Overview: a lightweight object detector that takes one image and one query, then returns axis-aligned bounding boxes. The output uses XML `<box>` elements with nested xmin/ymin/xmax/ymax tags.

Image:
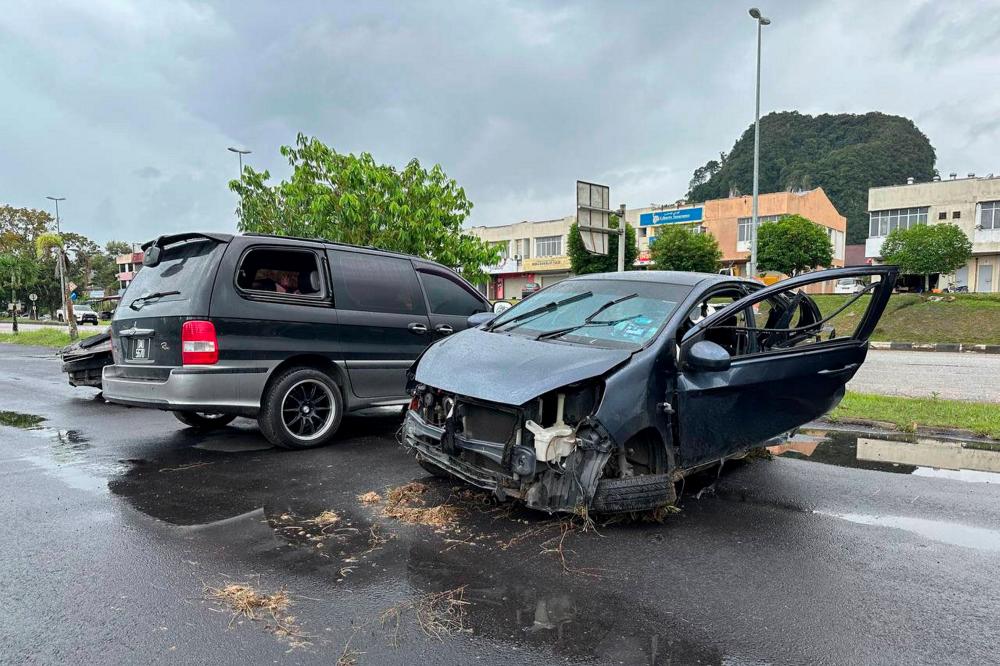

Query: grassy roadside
<box><xmin>0</xmin><ymin>328</ymin><xmax>102</xmax><ymax>348</ymax></box>
<box><xmin>828</xmin><ymin>392</ymin><xmax>1000</xmax><ymax>439</ymax></box>
<box><xmin>811</xmin><ymin>293</ymin><xmax>1000</xmax><ymax>345</ymax></box>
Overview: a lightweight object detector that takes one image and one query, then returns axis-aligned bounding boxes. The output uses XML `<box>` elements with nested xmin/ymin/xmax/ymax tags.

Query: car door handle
<box><xmin>817</xmin><ymin>363</ymin><xmax>859</xmax><ymax>376</ymax></box>
<box><xmin>435</xmin><ymin>324</ymin><xmax>454</xmax><ymax>335</ymax></box>
<box><xmin>408</xmin><ymin>323</ymin><xmax>428</xmax><ymax>335</ymax></box>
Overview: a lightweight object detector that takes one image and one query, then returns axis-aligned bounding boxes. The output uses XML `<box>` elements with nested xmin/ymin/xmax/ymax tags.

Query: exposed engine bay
<box><xmin>402</xmin><ymin>381</ymin><xmax>623</xmax><ymax>513</ymax></box>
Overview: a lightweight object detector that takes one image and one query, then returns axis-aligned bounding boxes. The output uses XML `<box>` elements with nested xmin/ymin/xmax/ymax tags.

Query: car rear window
<box><xmin>122</xmin><ymin>240</ymin><xmax>224</xmax><ymax>311</ymax></box>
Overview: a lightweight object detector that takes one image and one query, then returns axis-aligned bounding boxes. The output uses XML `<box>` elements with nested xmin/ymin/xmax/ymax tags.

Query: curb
<box><xmin>869</xmin><ymin>341</ymin><xmax>1000</xmax><ymax>354</ymax></box>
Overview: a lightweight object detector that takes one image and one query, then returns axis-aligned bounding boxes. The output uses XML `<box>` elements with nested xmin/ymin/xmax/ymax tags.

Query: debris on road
<box><xmin>379</xmin><ymin>482</ymin><xmax>464</xmax><ymax>529</ymax></box>
<box><xmin>357</xmin><ymin>491</ymin><xmax>382</xmax><ymax>505</ymax></box>
<box><xmin>204</xmin><ymin>581</ymin><xmax>309</xmax><ymax>646</ymax></box>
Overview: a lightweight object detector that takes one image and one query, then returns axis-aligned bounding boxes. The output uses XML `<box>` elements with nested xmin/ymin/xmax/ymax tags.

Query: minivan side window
<box><xmin>236</xmin><ymin>247</ymin><xmax>325</xmax><ymax>299</ymax></box>
<box><xmin>417</xmin><ymin>270</ymin><xmax>488</xmax><ymax>316</ymax></box>
<box><xmin>329</xmin><ymin>251</ymin><xmax>426</xmax><ymax>315</ymax></box>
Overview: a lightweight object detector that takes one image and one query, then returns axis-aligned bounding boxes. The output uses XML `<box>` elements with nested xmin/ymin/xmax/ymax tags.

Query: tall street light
<box><xmin>46</xmin><ymin>196</ymin><xmax>68</xmax><ymax>320</ymax></box>
<box><xmin>748</xmin><ymin>7</ymin><xmax>770</xmax><ymax>278</ymax></box>
<box><xmin>228</xmin><ymin>147</ymin><xmax>251</xmax><ymax>225</ymax></box>
<box><xmin>227</xmin><ymin>146</ymin><xmax>251</xmax><ymax>178</ymax></box>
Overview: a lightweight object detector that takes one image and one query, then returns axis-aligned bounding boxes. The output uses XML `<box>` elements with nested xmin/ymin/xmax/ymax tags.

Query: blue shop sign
<box><xmin>639</xmin><ymin>207</ymin><xmax>703</xmax><ymax>227</ymax></box>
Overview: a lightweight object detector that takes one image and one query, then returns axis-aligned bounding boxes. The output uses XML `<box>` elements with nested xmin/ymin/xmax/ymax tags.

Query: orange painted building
<box><xmin>631</xmin><ymin>188</ymin><xmax>847</xmax><ymax>276</ymax></box>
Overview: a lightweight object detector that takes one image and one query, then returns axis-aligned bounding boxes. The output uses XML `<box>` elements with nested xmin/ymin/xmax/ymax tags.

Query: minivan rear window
<box><xmin>123</xmin><ymin>240</ymin><xmax>223</xmax><ymax>310</ymax></box>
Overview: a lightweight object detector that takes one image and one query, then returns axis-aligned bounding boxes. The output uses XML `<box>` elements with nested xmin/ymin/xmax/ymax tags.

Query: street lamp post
<box><xmin>46</xmin><ymin>196</ymin><xmax>67</xmax><ymax>320</ymax></box>
<box><xmin>227</xmin><ymin>147</ymin><xmax>251</xmax><ymax>224</ymax></box>
<box><xmin>227</xmin><ymin>147</ymin><xmax>251</xmax><ymax>179</ymax></box>
<box><xmin>748</xmin><ymin>7</ymin><xmax>770</xmax><ymax>278</ymax></box>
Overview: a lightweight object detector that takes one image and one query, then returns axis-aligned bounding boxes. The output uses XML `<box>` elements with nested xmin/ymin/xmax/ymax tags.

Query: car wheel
<box><xmin>258</xmin><ymin>367</ymin><xmax>343</xmax><ymax>449</ymax></box>
<box><xmin>173</xmin><ymin>411</ymin><xmax>237</xmax><ymax>429</ymax></box>
<box><xmin>417</xmin><ymin>456</ymin><xmax>455</xmax><ymax>480</ymax></box>
<box><xmin>590</xmin><ymin>473</ymin><xmax>675</xmax><ymax>514</ymax></box>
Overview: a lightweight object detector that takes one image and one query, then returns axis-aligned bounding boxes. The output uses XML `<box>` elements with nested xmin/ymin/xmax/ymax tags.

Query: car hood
<box><xmin>414</xmin><ymin>327</ymin><xmax>632</xmax><ymax>405</ymax></box>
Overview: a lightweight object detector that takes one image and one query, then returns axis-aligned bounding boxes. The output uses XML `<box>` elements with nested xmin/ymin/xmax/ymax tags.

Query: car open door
<box><xmin>673</xmin><ymin>266</ymin><xmax>899</xmax><ymax>467</ymax></box>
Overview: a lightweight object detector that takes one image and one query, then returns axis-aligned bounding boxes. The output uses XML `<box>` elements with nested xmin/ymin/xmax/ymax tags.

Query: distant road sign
<box><xmin>28</xmin><ymin>293</ymin><xmax>37</xmax><ymax>302</ymax></box>
<box><xmin>576</xmin><ymin>181</ymin><xmax>611</xmax><ymax>255</ymax></box>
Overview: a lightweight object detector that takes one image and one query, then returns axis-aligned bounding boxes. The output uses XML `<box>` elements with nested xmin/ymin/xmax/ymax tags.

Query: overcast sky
<box><xmin>2</xmin><ymin>0</ymin><xmax>998</xmax><ymax>244</ymax></box>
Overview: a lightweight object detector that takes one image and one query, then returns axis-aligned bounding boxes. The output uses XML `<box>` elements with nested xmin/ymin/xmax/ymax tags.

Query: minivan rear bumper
<box><xmin>102</xmin><ymin>364</ymin><xmax>268</xmax><ymax>415</ymax></box>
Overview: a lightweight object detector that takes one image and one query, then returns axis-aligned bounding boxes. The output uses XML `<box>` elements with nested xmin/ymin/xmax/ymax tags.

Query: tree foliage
<box><xmin>880</xmin><ymin>223</ymin><xmax>972</xmax><ymax>290</ymax></box>
<box><xmin>0</xmin><ymin>203</ymin><xmax>128</xmax><ymax>314</ymax></box>
<box><xmin>648</xmin><ymin>226</ymin><xmax>722</xmax><ymax>273</ymax></box>
<box><xmin>229</xmin><ymin>134</ymin><xmax>500</xmax><ymax>284</ymax></box>
<box><xmin>567</xmin><ymin>216</ymin><xmax>637</xmax><ymax>274</ymax></box>
<box><xmin>687</xmin><ymin>111</ymin><xmax>936</xmax><ymax>244</ymax></box>
<box><xmin>36</xmin><ymin>233</ymin><xmax>78</xmax><ymax>339</ymax></box>
<box><xmin>756</xmin><ymin>214</ymin><xmax>834</xmax><ymax>276</ymax></box>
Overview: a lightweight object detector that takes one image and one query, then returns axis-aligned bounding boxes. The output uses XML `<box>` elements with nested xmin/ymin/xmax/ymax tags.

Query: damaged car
<box><xmin>402</xmin><ymin>266</ymin><xmax>899</xmax><ymax>514</ymax></box>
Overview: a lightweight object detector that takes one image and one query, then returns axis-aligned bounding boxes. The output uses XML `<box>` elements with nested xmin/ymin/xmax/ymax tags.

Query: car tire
<box><xmin>258</xmin><ymin>367</ymin><xmax>343</xmax><ymax>449</ymax></box>
<box><xmin>173</xmin><ymin>411</ymin><xmax>237</xmax><ymax>429</ymax></box>
<box><xmin>417</xmin><ymin>456</ymin><xmax>455</xmax><ymax>480</ymax></box>
<box><xmin>591</xmin><ymin>473</ymin><xmax>675</xmax><ymax>514</ymax></box>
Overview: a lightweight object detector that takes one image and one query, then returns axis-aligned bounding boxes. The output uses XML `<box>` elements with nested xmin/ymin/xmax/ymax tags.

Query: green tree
<box><xmin>105</xmin><ymin>240</ymin><xmax>133</xmax><ymax>257</ymax></box>
<box><xmin>880</xmin><ymin>223</ymin><xmax>972</xmax><ymax>291</ymax></box>
<box><xmin>648</xmin><ymin>226</ymin><xmax>722</xmax><ymax>273</ymax></box>
<box><xmin>36</xmin><ymin>233</ymin><xmax>78</xmax><ymax>340</ymax></box>
<box><xmin>687</xmin><ymin>111</ymin><xmax>936</xmax><ymax>243</ymax></box>
<box><xmin>0</xmin><ymin>205</ymin><xmax>53</xmax><ymax>251</ymax></box>
<box><xmin>229</xmin><ymin>134</ymin><xmax>500</xmax><ymax>284</ymax></box>
<box><xmin>756</xmin><ymin>214</ymin><xmax>834</xmax><ymax>276</ymax></box>
<box><xmin>567</xmin><ymin>215</ymin><xmax>637</xmax><ymax>274</ymax></box>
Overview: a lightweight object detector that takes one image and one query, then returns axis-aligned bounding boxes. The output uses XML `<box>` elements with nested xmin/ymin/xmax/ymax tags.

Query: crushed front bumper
<box><xmin>401</xmin><ymin>409</ymin><xmax>614</xmax><ymax>514</ymax></box>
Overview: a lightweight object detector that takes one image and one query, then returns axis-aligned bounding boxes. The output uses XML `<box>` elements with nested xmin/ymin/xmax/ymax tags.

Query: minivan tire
<box><xmin>591</xmin><ymin>473</ymin><xmax>675</xmax><ymax>514</ymax></box>
<box><xmin>259</xmin><ymin>367</ymin><xmax>344</xmax><ymax>449</ymax></box>
<box><xmin>173</xmin><ymin>411</ymin><xmax>237</xmax><ymax>429</ymax></box>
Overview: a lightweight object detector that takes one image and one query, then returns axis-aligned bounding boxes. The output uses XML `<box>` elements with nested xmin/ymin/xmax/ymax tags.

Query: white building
<box><xmin>867</xmin><ymin>174</ymin><xmax>1000</xmax><ymax>292</ymax></box>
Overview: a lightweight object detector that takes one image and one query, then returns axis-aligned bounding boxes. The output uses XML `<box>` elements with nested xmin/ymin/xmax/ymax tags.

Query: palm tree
<box><xmin>36</xmin><ymin>233</ymin><xmax>78</xmax><ymax>340</ymax></box>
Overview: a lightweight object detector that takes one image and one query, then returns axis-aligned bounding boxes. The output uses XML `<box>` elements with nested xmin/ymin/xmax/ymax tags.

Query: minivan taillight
<box><xmin>181</xmin><ymin>320</ymin><xmax>218</xmax><ymax>365</ymax></box>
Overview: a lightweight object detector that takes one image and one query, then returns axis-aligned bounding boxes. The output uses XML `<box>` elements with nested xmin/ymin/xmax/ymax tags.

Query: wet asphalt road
<box><xmin>2</xmin><ymin>344</ymin><xmax>999</xmax><ymax>665</ymax></box>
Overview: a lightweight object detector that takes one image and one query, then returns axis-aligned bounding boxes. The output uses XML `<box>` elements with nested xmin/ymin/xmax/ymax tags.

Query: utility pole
<box><xmin>748</xmin><ymin>7</ymin><xmax>770</xmax><ymax>278</ymax></box>
<box><xmin>616</xmin><ymin>204</ymin><xmax>626</xmax><ymax>272</ymax></box>
<box><xmin>46</xmin><ymin>196</ymin><xmax>67</xmax><ymax>320</ymax></box>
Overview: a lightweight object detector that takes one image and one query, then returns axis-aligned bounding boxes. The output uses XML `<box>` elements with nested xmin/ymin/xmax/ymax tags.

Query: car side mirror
<box><xmin>493</xmin><ymin>300</ymin><xmax>512</xmax><ymax>315</ymax></box>
<box><xmin>467</xmin><ymin>311</ymin><xmax>496</xmax><ymax>328</ymax></box>
<box><xmin>685</xmin><ymin>340</ymin><xmax>732</xmax><ymax>372</ymax></box>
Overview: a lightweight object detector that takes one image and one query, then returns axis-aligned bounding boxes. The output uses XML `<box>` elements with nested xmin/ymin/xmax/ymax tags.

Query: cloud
<box><xmin>0</xmin><ymin>0</ymin><xmax>998</xmax><ymax>244</ymax></box>
<box><xmin>133</xmin><ymin>166</ymin><xmax>162</xmax><ymax>179</ymax></box>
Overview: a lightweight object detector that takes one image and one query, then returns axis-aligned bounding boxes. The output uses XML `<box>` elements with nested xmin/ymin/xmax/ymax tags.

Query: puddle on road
<box><xmin>769</xmin><ymin>428</ymin><xmax>1000</xmax><ymax>483</ymax></box>
<box><xmin>816</xmin><ymin>512</ymin><xmax>1000</xmax><ymax>552</ymax></box>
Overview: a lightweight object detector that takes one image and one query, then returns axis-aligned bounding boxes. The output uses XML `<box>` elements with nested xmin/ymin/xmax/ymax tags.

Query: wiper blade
<box><xmin>487</xmin><ymin>291</ymin><xmax>593</xmax><ymax>333</ymax></box>
<box><xmin>129</xmin><ymin>290</ymin><xmax>180</xmax><ymax>310</ymax></box>
<box><xmin>534</xmin><ymin>293</ymin><xmax>639</xmax><ymax>341</ymax></box>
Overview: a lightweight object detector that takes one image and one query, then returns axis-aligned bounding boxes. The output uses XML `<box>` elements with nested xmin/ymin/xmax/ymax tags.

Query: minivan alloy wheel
<box><xmin>280</xmin><ymin>379</ymin><xmax>337</xmax><ymax>441</ymax></box>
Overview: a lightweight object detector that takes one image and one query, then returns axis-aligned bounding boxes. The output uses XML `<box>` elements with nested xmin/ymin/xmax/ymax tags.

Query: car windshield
<box><xmin>837</xmin><ymin>279</ymin><xmax>857</xmax><ymax>285</ymax></box>
<box><xmin>74</xmin><ymin>305</ymin><xmax>94</xmax><ymax>312</ymax></box>
<box><xmin>488</xmin><ymin>279</ymin><xmax>691</xmax><ymax>349</ymax></box>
